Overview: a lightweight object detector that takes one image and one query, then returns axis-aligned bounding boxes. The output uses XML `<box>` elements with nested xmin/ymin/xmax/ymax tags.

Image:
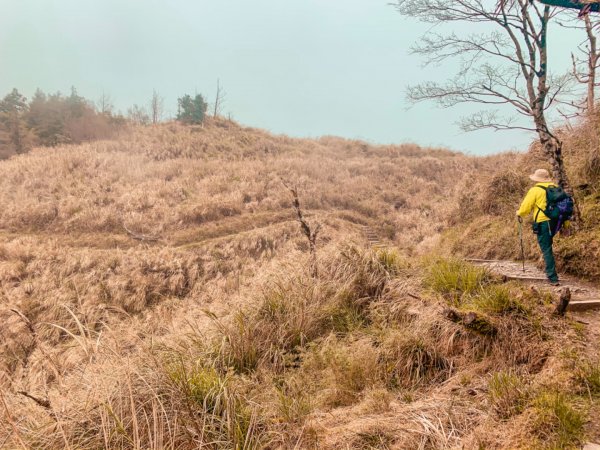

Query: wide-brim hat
<box><xmin>529</xmin><ymin>168</ymin><xmax>553</xmax><ymax>183</ymax></box>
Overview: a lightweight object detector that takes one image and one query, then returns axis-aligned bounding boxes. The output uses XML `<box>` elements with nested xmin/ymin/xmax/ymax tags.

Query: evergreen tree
<box><xmin>177</xmin><ymin>93</ymin><xmax>207</xmax><ymax>124</ymax></box>
<box><xmin>66</xmin><ymin>86</ymin><xmax>87</xmax><ymax>118</ymax></box>
<box><xmin>26</xmin><ymin>90</ymin><xmax>70</xmax><ymax>146</ymax></box>
<box><xmin>0</xmin><ymin>88</ymin><xmax>30</xmax><ymax>154</ymax></box>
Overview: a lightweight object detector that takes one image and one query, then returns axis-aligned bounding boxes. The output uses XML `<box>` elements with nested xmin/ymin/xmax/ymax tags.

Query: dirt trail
<box><xmin>469</xmin><ymin>258</ymin><xmax>600</xmax><ymax>359</ymax></box>
<box><xmin>468</xmin><ymin>259</ymin><xmax>600</xmax><ymax>303</ymax></box>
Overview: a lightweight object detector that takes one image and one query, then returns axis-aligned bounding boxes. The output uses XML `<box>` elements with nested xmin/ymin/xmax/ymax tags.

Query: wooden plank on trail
<box><xmin>567</xmin><ymin>300</ymin><xmax>600</xmax><ymax>312</ymax></box>
<box><xmin>504</xmin><ymin>275</ymin><xmax>549</xmax><ymax>281</ymax></box>
<box><xmin>464</xmin><ymin>258</ymin><xmax>505</xmax><ymax>263</ymax></box>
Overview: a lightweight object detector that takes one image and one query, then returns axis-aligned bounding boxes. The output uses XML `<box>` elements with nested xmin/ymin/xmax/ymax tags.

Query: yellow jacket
<box><xmin>517</xmin><ymin>182</ymin><xmax>556</xmax><ymax>223</ymax></box>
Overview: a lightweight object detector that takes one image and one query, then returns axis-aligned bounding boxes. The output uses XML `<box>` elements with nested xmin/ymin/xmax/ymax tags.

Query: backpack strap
<box><xmin>534</xmin><ymin>185</ymin><xmax>548</xmax><ymax>223</ymax></box>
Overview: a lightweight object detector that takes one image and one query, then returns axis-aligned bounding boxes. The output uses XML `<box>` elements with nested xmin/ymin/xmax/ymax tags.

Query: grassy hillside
<box><xmin>0</xmin><ymin>120</ymin><xmax>598</xmax><ymax>449</ymax></box>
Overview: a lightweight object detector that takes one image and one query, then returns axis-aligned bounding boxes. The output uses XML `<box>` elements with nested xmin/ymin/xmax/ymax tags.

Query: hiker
<box><xmin>516</xmin><ymin>169</ymin><xmax>562</xmax><ymax>286</ymax></box>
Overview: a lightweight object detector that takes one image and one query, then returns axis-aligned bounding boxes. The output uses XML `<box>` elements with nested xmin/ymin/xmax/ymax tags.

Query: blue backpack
<box><xmin>535</xmin><ymin>185</ymin><xmax>574</xmax><ymax>234</ymax></box>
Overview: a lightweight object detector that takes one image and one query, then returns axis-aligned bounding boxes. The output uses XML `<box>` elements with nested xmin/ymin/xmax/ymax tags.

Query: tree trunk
<box><xmin>554</xmin><ymin>287</ymin><xmax>571</xmax><ymax>316</ymax></box>
<box><xmin>536</xmin><ymin>126</ymin><xmax>582</xmax><ymax>223</ymax></box>
<box><xmin>532</xmin><ymin>111</ymin><xmax>580</xmax><ymax>198</ymax></box>
<box><xmin>534</xmin><ymin>120</ymin><xmax>567</xmax><ymax>188</ymax></box>
<box><xmin>584</xmin><ymin>15</ymin><xmax>597</xmax><ymax>114</ymax></box>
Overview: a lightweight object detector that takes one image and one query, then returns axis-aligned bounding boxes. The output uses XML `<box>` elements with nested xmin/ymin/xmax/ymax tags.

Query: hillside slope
<box><xmin>446</xmin><ymin>114</ymin><xmax>600</xmax><ymax>283</ymax></box>
<box><xmin>0</xmin><ymin>120</ymin><xmax>598</xmax><ymax>449</ymax></box>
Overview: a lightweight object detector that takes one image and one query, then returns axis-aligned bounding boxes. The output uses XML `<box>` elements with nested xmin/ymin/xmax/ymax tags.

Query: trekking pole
<box><xmin>517</xmin><ymin>216</ymin><xmax>525</xmax><ymax>272</ymax></box>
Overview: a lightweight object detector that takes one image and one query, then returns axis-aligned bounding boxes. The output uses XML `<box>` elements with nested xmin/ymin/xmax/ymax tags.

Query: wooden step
<box><xmin>465</xmin><ymin>258</ymin><xmax>505</xmax><ymax>263</ymax></box>
<box><xmin>567</xmin><ymin>300</ymin><xmax>600</xmax><ymax>312</ymax></box>
<box><xmin>504</xmin><ymin>275</ymin><xmax>548</xmax><ymax>281</ymax></box>
<box><xmin>364</xmin><ymin>226</ymin><xmax>381</xmax><ymax>247</ymax></box>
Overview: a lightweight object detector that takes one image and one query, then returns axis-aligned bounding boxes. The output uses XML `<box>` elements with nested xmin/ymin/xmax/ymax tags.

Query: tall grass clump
<box><xmin>467</xmin><ymin>284</ymin><xmax>528</xmax><ymax>316</ymax></box>
<box><xmin>208</xmin><ymin>277</ymin><xmax>333</xmax><ymax>374</ymax></box>
<box><xmin>479</xmin><ymin>169</ymin><xmax>528</xmax><ymax>216</ymax></box>
<box><xmin>332</xmin><ymin>246</ymin><xmax>407</xmax><ymax>303</ymax></box>
<box><xmin>210</xmin><ymin>246</ymin><xmax>408</xmax><ymax>375</ymax></box>
<box><xmin>424</xmin><ymin>258</ymin><xmax>491</xmax><ymax>303</ymax></box>
<box><xmin>166</xmin><ymin>359</ymin><xmax>268</xmax><ymax>449</ymax></box>
<box><xmin>529</xmin><ymin>391</ymin><xmax>585</xmax><ymax>449</ymax></box>
<box><xmin>380</xmin><ymin>331</ymin><xmax>451</xmax><ymax>389</ymax></box>
<box><xmin>303</xmin><ymin>336</ymin><xmax>381</xmax><ymax>407</ymax></box>
<box><xmin>273</xmin><ymin>376</ymin><xmax>314</xmax><ymax>424</ymax></box>
<box><xmin>488</xmin><ymin>370</ymin><xmax>529</xmax><ymax>419</ymax></box>
<box><xmin>574</xmin><ymin>360</ymin><xmax>600</xmax><ymax>396</ymax></box>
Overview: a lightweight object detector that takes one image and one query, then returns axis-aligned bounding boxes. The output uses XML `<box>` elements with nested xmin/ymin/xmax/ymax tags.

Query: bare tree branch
<box><xmin>459</xmin><ymin>110</ymin><xmax>537</xmax><ymax>131</ymax></box>
<box><xmin>150</xmin><ymin>90</ymin><xmax>164</xmax><ymax>124</ymax></box>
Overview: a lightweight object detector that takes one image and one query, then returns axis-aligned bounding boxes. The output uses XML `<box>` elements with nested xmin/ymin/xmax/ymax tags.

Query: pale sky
<box><xmin>0</xmin><ymin>0</ymin><xmax>586</xmax><ymax>155</ymax></box>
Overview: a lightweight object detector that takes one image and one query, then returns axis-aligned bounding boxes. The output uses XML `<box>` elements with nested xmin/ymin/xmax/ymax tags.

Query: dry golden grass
<box><xmin>0</xmin><ymin>119</ymin><xmax>597</xmax><ymax>449</ymax></box>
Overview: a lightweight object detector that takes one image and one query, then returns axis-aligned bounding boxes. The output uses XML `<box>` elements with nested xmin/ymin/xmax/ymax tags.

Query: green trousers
<box><xmin>536</xmin><ymin>221</ymin><xmax>558</xmax><ymax>282</ymax></box>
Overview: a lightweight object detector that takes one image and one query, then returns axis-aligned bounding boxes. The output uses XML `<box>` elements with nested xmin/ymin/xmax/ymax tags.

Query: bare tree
<box><xmin>150</xmin><ymin>89</ymin><xmax>164</xmax><ymax>124</ymax></box>
<box><xmin>213</xmin><ymin>79</ymin><xmax>226</xmax><ymax>119</ymax></box>
<box><xmin>562</xmin><ymin>14</ymin><xmax>600</xmax><ymax>114</ymax></box>
<box><xmin>282</xmin><ymin>180</ymin><xmax>321</xmax><ymax>278</ymax></box>
<box><xmin>395</xmin><ymin>0</ymin><xmax>576</xmax><ymax>196</ymax></box>
<box><xmin>127</xmin><ymin>104</ymin><xmax>150</xmax><ymax>125</ymax></box>
<box><xmin>97</xmin><ymin>92</ymin><xmax>113</xmax><ymax>115</ymax></box>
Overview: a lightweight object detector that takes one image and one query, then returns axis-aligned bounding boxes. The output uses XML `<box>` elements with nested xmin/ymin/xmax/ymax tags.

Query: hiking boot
<box><xmin>549</xmin><ymin>280</ymin><xmax>561</xmax><ymax>287</ymax></box>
